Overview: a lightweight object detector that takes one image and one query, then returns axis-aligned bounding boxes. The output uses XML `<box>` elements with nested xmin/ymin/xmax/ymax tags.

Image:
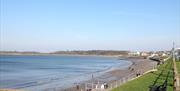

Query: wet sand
<box><xmin>0</xmin><ymin>57</ymin><xmax>157</xmax><ymax>91</ymax></box>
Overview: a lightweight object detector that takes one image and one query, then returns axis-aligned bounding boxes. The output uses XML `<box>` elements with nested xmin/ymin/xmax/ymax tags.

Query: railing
<box><xmin>82</xmin><ymin>62</ymin><xmax>158</xmax><ymax>91</ymax></box>
<box><xmin>149</xmin><ymin>58</ymin><xmax>172</xmax><ymax>91</ymax></box>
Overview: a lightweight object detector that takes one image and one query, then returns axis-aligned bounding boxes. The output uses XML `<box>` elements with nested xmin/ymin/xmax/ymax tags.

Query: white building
<box><xmin>150</xmin><ymin>53</ymin><xmax>159</xmax><ymax>57</ymax></box>
<box><xmin>128</xmin><ymin>51</ymin><xmax>141</xmax><ymax>56</ymax></box>
<box><xmin>141</xmin><ymin>52</ymin><xmax>150</xmax><ymax>57</ymax></box>
<box><xmin>162</xmin><ymin>53</ymin><xmax>168</xmax><ymax>57</ymax></box>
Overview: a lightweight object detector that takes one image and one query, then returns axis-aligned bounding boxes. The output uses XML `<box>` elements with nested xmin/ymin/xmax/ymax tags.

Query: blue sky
<box><xmin>1</xmin><ymin>0</ymin><xmax>180</xmax><ymax>52</ymax></box>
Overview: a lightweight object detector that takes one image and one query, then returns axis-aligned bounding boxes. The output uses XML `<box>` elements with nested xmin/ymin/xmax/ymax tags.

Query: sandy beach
<box><xmin>0</xmin><ymin>56</ymin><xmax>157</xmax><ymax>91</ymax></box>
<box><xmin>63</xmin><ymin>57</ymin><xmax>158</xmax><ymax>91</ymax></box>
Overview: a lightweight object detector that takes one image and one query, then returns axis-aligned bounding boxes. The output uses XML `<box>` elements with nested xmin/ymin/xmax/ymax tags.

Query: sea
<box><xmin>0</xmin><ymin>55</ymin><xmax>131</xmax><ymax>91</ymax></box>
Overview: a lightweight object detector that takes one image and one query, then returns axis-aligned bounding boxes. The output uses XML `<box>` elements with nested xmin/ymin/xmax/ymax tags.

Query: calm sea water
<box><xmin>0</xmin><ymin>55</ymin><xmax>131</xmax><ymax>91</ymax></box>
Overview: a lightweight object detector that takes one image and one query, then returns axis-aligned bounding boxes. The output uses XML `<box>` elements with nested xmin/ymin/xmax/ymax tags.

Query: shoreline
<box><xmin>0</xmin><ymin>55</ymin><xmax>156</xmax><ymax>91</ymax></box>
<box><xmin>63</xmin><ymin>57</ymin><xmax>157</xmax><ymax>91</ymax></box>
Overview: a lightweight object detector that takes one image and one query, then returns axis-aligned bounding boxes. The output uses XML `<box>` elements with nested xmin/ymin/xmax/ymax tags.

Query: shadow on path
<box><xmin>149</xmin><ymin>60</ymin><xmax>173</xmax><ymax>91</ymax></box>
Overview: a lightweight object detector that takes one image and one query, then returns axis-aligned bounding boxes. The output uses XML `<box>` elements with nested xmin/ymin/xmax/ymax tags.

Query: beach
<box><xmin>63</xmin><ymin>57</ymin><xmax>157</xmax><ymax>91</ymax></box>
<box><xmin>0</xmin><ymin>55</ymin><xmax>157</xmax><ymax>91</ymax></box>
<box><xmin>0</xmin><ymin>55</ymin><xmax>131</xmax><ymax>91</ymax></box>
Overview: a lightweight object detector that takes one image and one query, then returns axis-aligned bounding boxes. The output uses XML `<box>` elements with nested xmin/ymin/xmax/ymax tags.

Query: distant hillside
<box><xmin>0</xmin><ymin>51</ymin><xmax>42</xmax><ymax>55</ymax></box>
<box><xmin>52</xmin><ymin>50</ymin><xmax>129</xmax><ymax>56</ymax></box>
<box><xmin>0</xmin><ymin>50</ymin><xmax>129</xmax><ymax>56</ymax></box>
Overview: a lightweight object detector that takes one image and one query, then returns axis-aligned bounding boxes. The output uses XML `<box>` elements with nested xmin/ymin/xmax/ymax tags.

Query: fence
<box><xmin>82</xmin><ymin>62</ymin><xmax>158</xmax><ymax>91</ymax></box>
<box><xmin>42</xmin><ymin>61</ymin><xmax>158</xmax><ymax>91</ymax></box>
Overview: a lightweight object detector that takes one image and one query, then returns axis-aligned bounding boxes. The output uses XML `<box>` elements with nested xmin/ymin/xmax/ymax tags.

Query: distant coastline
<box><xmin>0</xmin><ymin>50</ymin><xmax>129</xmax><ymax>57</ymax></box>
<box><xmin>0</xmin><ymin>51</ymin><xmax>157</xmax><ymax>91</ymax></box>
<box><xmin>0</xmin><ymin>54</ymin><xmax>132</xmax><ymax>90</ymax></box>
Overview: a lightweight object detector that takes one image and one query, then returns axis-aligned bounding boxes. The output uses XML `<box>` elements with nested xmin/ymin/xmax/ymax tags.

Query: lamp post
<box><xmin>173</xmin><ymin>42</ymin><xmax>175</xmax><ymax>62</ymax></box>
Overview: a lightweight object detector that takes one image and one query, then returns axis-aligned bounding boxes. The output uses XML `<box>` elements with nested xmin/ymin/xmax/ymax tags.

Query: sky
<box><xmin>0</xmin><ymin>0</ymin><xmax>180</xmax><ymax>52</ymax></box>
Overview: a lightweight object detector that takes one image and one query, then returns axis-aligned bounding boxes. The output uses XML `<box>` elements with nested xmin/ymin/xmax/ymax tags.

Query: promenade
<box><xmin>64</xmin><ymin>58</ymin><xmax>157</xmax><ymax>91</ymax></box>
<box><xmin>111</xmin><ymin>57</ymin><xmax>174</xmax><ymax>91</ymax></box>
<box><xmin>178</xmin><ymin>75</ymin><xmax>180</xmax><ymax>91</ymax></box>
<box><xmin>173</xmin><ymin>58</ymin><xmax>180</xmax><ymax>91</ymax></box>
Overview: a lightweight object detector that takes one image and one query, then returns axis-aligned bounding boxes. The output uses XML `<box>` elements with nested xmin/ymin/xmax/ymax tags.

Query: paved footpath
<box><xmin>177</xmin><ymin>74</ymin><xmax>180</xmax><ymax>91</ymax></box>
<box><xmin>173</xmin><ymin>58</ymin><xmax>180</xmax><ymax>91</ymax></box>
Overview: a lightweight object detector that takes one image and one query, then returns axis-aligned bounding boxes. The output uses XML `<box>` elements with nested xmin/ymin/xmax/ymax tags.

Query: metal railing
<box><xmin>82</xmin><ymin>62</ymin><xmax>157</xmax><ymax>91</ymax></box>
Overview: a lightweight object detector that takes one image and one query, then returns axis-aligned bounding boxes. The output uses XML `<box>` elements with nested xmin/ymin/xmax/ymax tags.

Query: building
<box><xmin>150</xmin><ymin>53</ymin><xmax>159</xmax><ymax>57</ymax></box>
<box><xmin>128</xmin><ymin>51</ymin><xmax>141</xmax><ymax>56</ymax></box>
<box><xmin>140</xmin><ymin>52</ymin><xmax>150</xmax><ymax>57</ymax></box>
<box><xmin>162</xmin><ymin>53</ymin><xmax>167</xmax><ymax>57</ymax></box>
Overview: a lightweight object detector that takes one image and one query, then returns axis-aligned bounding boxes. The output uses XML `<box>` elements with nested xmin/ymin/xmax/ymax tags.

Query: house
<box><xmin>141</xmin><ymin>52</ymin><xmax>150</xmax><ymax>57</ymax></box>
<box><xmin>128</xmin><ymin>51</ymin><xmax>141</xmax><ymax>56</ymax></box>
<box><xmin>150</xmin><ymin>53</ymin><xmax>159</xmax><ymax>57</ymax></box>
<box><xmin>162</xmin><ymin>53</ymin><xmax>168</xmax><ymax>57</ymax></box>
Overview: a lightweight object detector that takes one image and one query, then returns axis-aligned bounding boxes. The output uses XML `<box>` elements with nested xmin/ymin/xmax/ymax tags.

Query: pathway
<box><xmin>173</xmin><ymin>58</ymin><xmax>180</xmax><ymax>91</ymax></box>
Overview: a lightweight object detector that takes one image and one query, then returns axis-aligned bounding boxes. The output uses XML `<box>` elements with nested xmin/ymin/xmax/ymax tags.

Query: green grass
<box><xmin>112</xmin><ymin>59</ymin><xmax>174</xmax><ymax>91</ymax></box>
<box><xmin>176</xmin><ymin>61</ymin><xmax>180</xmax><ymax>74</ymax></box>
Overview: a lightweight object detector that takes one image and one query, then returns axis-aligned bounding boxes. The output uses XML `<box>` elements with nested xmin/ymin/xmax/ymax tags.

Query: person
<box><xmin>76</xmin><ymin>84</ymin><xmax>79</xmax><ymax>90</ymax></box>
<box><xmin>104</xmin><ymin>82</ymin><xmax>108</xmax><ymax>89</ymax></box>
<box><xmin>95</xmin><ymin>84</ymin><xmax>98</xmax><ymax>89</ymax></box>
<box><xmin>131</xmin><ymin>68</ymin><xmax>134</xmax><ymax>71</ymax></box>
<box><xmin>101</xmin><ymin>84</ymin><xmax>104</xmax><ymax>89</ymax></box>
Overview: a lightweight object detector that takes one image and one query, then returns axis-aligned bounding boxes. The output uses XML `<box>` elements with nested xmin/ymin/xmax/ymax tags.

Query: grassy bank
<box><xmin>176</xmin><ymin>61</ymin><xmax>180</xmax><ymax>74</ymax></box>
<box><xmin>112</xmin><ymin>59</ymin><xmax>174</xmax><ymax>91</ymax></box>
